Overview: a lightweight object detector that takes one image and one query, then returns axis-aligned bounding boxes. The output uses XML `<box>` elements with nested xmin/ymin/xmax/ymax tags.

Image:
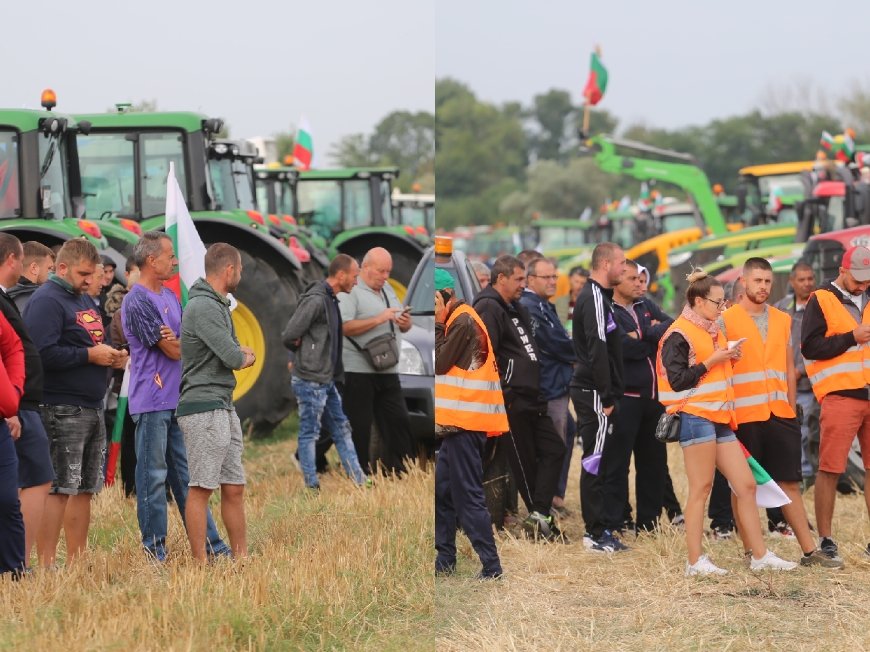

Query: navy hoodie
<box><xmin>518</xmin><ymin>289</ymin><xmax>576</xmax><ymax>401</ymax></box>
<box><xmin>24</xmin><ymin>276</ymin><xmax>108</xmax><ymax>408</ymax></box>
<box><xmin>611</xmin><ymin>297</ymin><xmax>673</xmax><ymax>399</ymax></box>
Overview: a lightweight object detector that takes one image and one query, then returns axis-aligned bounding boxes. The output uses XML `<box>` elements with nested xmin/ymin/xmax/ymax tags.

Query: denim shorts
<box><xmin>678</xmin><ymin>413</ymin><xmax>737</xmax><ymax>448</ymax></box>
<box><xmin>40</xmin><ymin>404</ymin><xmax>106</xmax><ymax>495</ymax></box>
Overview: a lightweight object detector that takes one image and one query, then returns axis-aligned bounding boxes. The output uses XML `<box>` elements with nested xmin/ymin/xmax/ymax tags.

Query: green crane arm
<box><xmin>587</xmin><ymin>135</ymin><xmax>728</xmax><ymax>236</ymax></box>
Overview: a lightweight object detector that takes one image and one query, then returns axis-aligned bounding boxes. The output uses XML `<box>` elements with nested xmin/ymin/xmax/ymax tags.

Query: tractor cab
<box><xmin>207</xmin><ymin>139</ymin><xmax>260</xmax><ymax>212</ymax></box>
<box><xmin>391</xmin><ymin>189</ymin><xmax>434</xmax><ymax>235</ymax></box>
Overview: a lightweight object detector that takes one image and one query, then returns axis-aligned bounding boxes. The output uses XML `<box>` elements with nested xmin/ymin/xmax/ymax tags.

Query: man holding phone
<box><xmin>339</xmin><ymin>247</ymin><xmax>415</xmax><ymax>474</ymax></box>
<box><xmin>720</xmin><ymin>257</ymin><xmax>838</xmax><ymax>567</ymax></box>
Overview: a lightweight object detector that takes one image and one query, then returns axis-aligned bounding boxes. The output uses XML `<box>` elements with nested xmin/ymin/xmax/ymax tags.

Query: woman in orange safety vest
<box><xmin>657</xmin><ymin>269</ymin><xmax>796</xmax><ymax>576</ymax></box>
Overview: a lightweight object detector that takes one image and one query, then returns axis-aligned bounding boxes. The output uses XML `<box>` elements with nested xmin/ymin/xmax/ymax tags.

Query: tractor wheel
<box><xmin>231</xmin><ymin>248</ymin><xmax>299</xmax><ymax>437</ymax></box>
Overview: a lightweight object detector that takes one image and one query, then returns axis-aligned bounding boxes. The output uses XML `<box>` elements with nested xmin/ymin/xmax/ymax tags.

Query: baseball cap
<box><xmin>434</xmin><ymin>268</ymin><xmax>455</xmax><ymax>291</ymax></box>
<box><xmin>842</xmin><ymin>245</ymin><xmax>870</xmax><ymax>282</ymax></box>
<box><xmin>100</xmin><ymin>255</ymin><xmax>117</xmax><ymax>269</ymax></box>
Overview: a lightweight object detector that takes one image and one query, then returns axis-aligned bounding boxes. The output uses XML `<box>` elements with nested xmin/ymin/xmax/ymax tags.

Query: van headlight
<box><xmin>398</xmin><ymin>338</ymin><xmax>426</xmax><ymax>375</ymax></box>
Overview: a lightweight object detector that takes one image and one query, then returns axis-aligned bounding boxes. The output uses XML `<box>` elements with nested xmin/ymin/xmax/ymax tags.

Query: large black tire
<box><xmin>388</xmin><ymin>249</ymin><xmax>419</xmax><ymax>301</ymax></box>
<box><xmin>230</xmin><ymin>248</ymin><xmax>300</xmax><ymax>437</ymax></box>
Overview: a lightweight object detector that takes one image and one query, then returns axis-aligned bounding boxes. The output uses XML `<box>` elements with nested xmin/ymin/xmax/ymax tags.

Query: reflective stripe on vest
<box><xmin>656</xmin><ymin>316</ymin><xmax>737</xmax><ymax>428</ymax></box>
<box><xmin>434</xmin><ymin>304</ymin><xmax>509</xmax><ymax>436</ymax></box>
<box><xmin>804</xmin><ymin>290</ymin><xmax>870</xmax><ymax>402</ymax></box>
<box><xmin>722</xmin><ymin>305</ymin><xmax>795</xmax><ymax>424</ymax></box>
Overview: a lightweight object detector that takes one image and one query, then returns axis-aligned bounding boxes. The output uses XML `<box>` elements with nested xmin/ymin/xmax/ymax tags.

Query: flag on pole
<box><xmin>292</xmin><ymin>117</ymin><xmax>314</xmax><ymax>170</ymax></box>
<box><xmin>582</xmin><ymin>51</ymin><xmax>609</xmax><ymax>106</ymax></box>
<box><xmin>164</xmin><ymin>161</ymin><xmax>207</xmax><ymax>308</ymax></box>
<box><xmin>105</xmin><ymin>363</ymin><xmax>130</xmax><ymax>486</ymax></box>
<box><xmin>820</xmin><ymin>131</ymin><xmax>835</xmax><ymax>151</ymax></box>
<box><xmin>732</xmin><ymin>441</ymin><xmax>792</xmax><ymax>508</ymax></box>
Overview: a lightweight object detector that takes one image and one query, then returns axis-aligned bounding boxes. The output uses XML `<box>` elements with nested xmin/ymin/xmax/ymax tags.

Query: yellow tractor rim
<box><xmin>387</xmin><ymin>277</ymin><xmax>408</xmax><ymax>302</ymax></box>
<box><xmin>232</xmin><ymin>299</ymin><xmax>266</xmax><ymax>402</ymax></box>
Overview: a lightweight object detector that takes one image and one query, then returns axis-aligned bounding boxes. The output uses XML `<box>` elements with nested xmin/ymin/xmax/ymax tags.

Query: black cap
<box><xmin>100</xmin><ymin>255</ymin><xmax>116</xmax><ymax>269</ymax></box>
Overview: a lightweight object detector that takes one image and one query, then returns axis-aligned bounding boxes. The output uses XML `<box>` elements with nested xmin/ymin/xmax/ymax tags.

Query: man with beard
<box><xmin>802</xmin><ymin>246</ymin><xmax>870</xmax><ymax>565</ymax></box>
<box><xmin>721</xmin><ymin>257</ymin><xmax>839</xmax><ymax>568</ymax></box>
<box><xmin>177</xmin><ymin>244</ymin><xmax>255</xmax><ymax>562</ymax></box>
<box><xmin>571</xmin><ymin>242</ymin><xmax>627</xmax><ymax>553</ymax></box>
<box><xmin>775</xmin><ymin>262</ymin><xmax>818</xmax><ymax>487</ymax></box>
<box><xmin>473</xmin><ymin>255</ymin><xmax>565</xmax><ymax>541</ymax></box>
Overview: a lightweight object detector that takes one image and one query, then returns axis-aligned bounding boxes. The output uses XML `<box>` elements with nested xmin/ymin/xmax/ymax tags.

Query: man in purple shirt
<box><xmin>122</xmin><ymin>232</ymin><xmax>229</xmax><ymax>561</ymax></box>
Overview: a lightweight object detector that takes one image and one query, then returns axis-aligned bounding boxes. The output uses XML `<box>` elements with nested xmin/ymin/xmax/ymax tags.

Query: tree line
<box><xmin>435</xmin><ymin>78</ymin><xmax>870</xmax><ymax>230</ymax></box>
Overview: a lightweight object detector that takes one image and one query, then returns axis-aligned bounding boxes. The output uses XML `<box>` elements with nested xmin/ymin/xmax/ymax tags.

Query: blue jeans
<box><xmin>132</xmin><ymin>410</ymin><xmax>230</xmax><ymax>559</ymax></box>
<box><xmin>292</xmin><ymin>377</ymin><xmax>366</xmax><ymax>488</ymax></box>
<box><xmin>796</xmin><ymin>390</ymin><xmax>816</xmax><ymax>479</ymax></box>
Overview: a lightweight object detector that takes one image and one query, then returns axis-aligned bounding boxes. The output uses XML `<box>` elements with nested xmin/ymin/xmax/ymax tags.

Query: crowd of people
<box><xmin>435</xmin><ymin>241</ymin><xmax>870</xmax><ymax>578</ymax></box>
<box><xmin>0</xmin><ymin>234</ymin><xmax>416</xmax><ymax>575</ymax></box>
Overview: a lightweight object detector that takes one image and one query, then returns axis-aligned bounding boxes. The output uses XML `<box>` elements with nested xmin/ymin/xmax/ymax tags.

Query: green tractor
<box><xmin>391</xmin><ymin>189</ymin><xmax>434</xmax><ymax>235</ymax></box>
<box><xmin>74</xmin><ymin>109</ymin><xmax>306</xmax><ymax>435</ymax></box>
<box><xmin>0</xmin><ymin>101</ymin><xmax>139</xmax><ymax>265</ymax></box>
<box><xmin>252</xmin><ymin>163</ymin><xmax>330</xmax><ymax>283</ymax></box>
<box><xmin>295</xmin><ymin>166</ymin><xmax>429</xmax><ymax>298</ymax></box>
<box><xmin>525</xmin><ymin>217</ymin><xmax>595</xmax><ymax>263</ymax></box>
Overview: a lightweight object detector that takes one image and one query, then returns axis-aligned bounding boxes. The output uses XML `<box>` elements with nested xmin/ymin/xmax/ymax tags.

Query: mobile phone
<box><xmin>727</xmin><ymin>338</ymin><xmax>747</xmax><ymax>351</ymax></box>
<box><xmin>402</xmin><ymin>306</ymin><xmax>412</xmax><ymax>314</ymax></box>
<box><xmin>438</xmin><ymin>289</ymin><xmax>452</xmax><ymax>304</ymax></box>
<box><xmin>116</xmin><ymin>343</ymin><xmax>129</xmax><ymax>351</ymax></box>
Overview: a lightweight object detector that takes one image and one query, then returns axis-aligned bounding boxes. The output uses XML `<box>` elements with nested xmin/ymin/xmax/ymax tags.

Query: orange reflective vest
<box><xmin>722</xmin><ymin>305</ymin><xmax>795</xmax><ymax>424</ymax></box>
<box><xmin>804</xmin><ymin>289</ymin><xmax>870</xmax><ymax>402</ymax></box>
<box><xmin>435</xmin><ymin>304</ymin><xmax>509</xmax><ymax>437</ymax></box>
<box><xmin>656</xmin><ymin>315</ymin><xmax>737</xmax><ymax>429</ymax></box>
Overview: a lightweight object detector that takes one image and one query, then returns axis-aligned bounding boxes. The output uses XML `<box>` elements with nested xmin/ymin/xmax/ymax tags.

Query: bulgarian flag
<box><xmin>837</xmin><ymin>129</ymin><xmax>856</xmax><ymax>163</ymax></box>
<box><xmin>105</xmin><ymin>363</ymin><xmax>130</xmax><ymax>486</ymax></box>
<box><xmin>583</xmin><ymin>51</ymin><xmax>608</xmax><ymax>106</ymax></box>
<box><xmin>292</xmin><ymin>117</ymin><xmax>313</xmax><ymax>171</ymax></box>
<box><xmin>165</xmin><ymin>161</ymin><xmax>207</xmax><ymax>307</ymax></box>
<box><xmin>820</xmin><ymin>131</ymin><xmax>835</xmax><ymax>151</ymax></box>
<box><xmin>733</xmin><ymin>441</ymin><xmax>791</xmax><ymax>508</ymax></box>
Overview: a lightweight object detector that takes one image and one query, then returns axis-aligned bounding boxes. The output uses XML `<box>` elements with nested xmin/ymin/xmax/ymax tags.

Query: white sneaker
<box><xmin>750</xmin><ymin>550</ymin><xmax>798</xmax><ymax>571</ymax></box>
<box><xmin>685</xmin><ymin>554</ymin><xmax>728</xmax><ymax>576</ymax></box>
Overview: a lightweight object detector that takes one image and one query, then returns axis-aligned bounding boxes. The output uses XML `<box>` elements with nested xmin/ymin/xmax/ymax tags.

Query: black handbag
<box><xmin>346</xmin><ymin>289</ymin><xmax>400</xmax><ymax>371</ymax></box>
<box><xmin>654</xmin><ymin>375</ymin><xmax>705</xmax><ymax>444</ymax></box>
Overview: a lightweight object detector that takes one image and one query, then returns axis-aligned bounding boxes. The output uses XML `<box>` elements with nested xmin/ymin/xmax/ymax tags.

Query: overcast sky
<box><xmin>436</xmin><ymin>1</ymin><xmax>870</xmax><ymax>130</ymax></box>
<box><xmin>2</xmin><ymin>0</ymin><xmax>434</xmax><ymax>164</ymax></box>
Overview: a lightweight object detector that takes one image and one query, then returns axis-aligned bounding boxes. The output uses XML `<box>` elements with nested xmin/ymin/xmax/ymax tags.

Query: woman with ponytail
<box><xmin>656</xmin><ymin>269</ymin><xmax>797</xmax><ymax>575</ymax></box>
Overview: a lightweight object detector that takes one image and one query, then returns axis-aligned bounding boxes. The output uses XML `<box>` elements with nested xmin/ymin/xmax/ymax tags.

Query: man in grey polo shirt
<box><xmin>339</xmin><ymin>247</ymin><xmax>415</xmax><ymax>474</ymax></box>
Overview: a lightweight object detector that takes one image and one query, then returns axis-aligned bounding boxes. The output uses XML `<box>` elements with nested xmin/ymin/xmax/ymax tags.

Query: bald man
<box><xmin>339</xmin><ymin>247</ymin><xmax>415</xmax><ymax>474</ymax></box>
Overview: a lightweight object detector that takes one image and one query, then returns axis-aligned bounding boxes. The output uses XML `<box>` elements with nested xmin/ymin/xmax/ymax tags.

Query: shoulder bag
<box><xmin>346</xmin><ymin>289</ymin><xmax>400</xmax><ymax>371</ymax></box>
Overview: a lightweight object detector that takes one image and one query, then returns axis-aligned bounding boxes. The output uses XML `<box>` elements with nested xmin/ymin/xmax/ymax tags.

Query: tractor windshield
<box><xmin>297</xmin><ymin>179</ymin><xmax>342</xmax><ymax>240</ymax></box>
<box><xmin>0</xmin><ymin>131</ymin><xmax>19</xmax><ymax>219</ymax></box>
<box><xmin>209</xmin><ymin>158</ymin><xmax>255</xmax><ymax>211</ymax></box>
<box><xmin>78</xmin><ymin>130</ymin><xmax>188</xmax><ymax>219</ymax></box>
<box><xmin>537</xmin><ymin>226</ymin><xmax>587</xmax><ymax>250</ymax></box>
<box><xmin>38</xmin><ymin>132</ymin><xmax>71</xmax><ymax>219</ymax></box>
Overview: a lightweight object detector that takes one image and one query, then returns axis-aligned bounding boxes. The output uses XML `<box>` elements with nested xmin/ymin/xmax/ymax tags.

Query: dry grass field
<box><xmin>5</xmin><ymin>421</ymin><xmax>870</xmax><ymax>651</ymax></box>
<box><xmin>0</xmin><ymin>420</ymin><xmax>435</xmax><ymax>651</ymax></box>
<box><xmin>437</xmin><ymin>446</ymin><xmax>870</xmax><ymax>651</ymax></box>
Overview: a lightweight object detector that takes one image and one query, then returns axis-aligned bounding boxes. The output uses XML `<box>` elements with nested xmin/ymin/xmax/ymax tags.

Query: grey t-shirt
<box><xmin>719</xmin><ymin>305</ymin><xmax>768</xmax><ymax>342</ymax></box>
<box><xmin>339</xmin><ymin>277</ymin><xmax>402</xmax><ymax>374</ymax></box>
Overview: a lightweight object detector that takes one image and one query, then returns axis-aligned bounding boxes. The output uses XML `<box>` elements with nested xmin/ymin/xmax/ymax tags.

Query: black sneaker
<box><xmin>819</xmin><ymin>537</ymin><xmax>842</xmax><ymax>561</ymax></box>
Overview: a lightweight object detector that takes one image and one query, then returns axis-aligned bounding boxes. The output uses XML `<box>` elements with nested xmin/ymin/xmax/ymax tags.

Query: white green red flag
<box><xmin>733</xmin><ymin>441</ymin><xmax>791</xmax><ymax>508</ymax></box>
<box><xmin>583</xmin><ymin>51</ymin><xmax>609</xmax><ymax>106</ymax></box>
<box><xmin>164</xmin><ymin>161</ymin><xmax>207</xmax><ymax>307</ymax></box>
<box><xmin>293</xmin><ymin>117</ymin><xmax>313</xmax><ymax>170</ymax></box>
<box><xmin>104</xmin><ymin>363</ymin><xmax>130</xmax><ymax>486</ymax></box>
<box><xmin>820</xmin><ymin>131</ymin><xmax>835</xmax><ymax>151</ymax></box>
